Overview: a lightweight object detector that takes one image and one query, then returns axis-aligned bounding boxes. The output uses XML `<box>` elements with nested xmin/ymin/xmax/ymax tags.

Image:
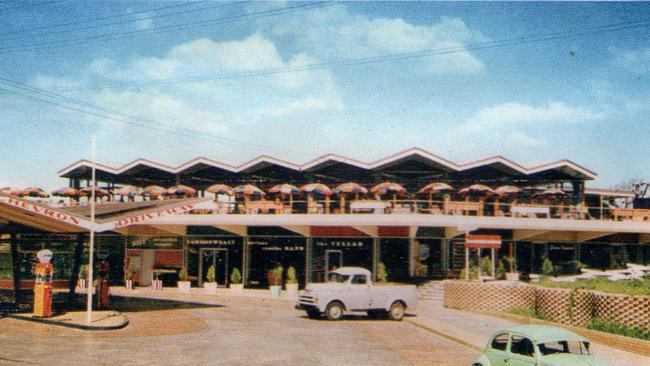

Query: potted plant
<box><xmin>125</xmin><ymin>265</ymin><xmax>136</xmax><ymax>290</ymax></box>
<box><xmin>267</xmin><ymin>265</ymin><xmax>283</xmax><ymax>298</ymax></box>
<box><xmin>376</xmin><ymin>262</ymin><xmax>388</xmax><ymax>282</ymax></box>
<box><xmin>204</xmin><ymin>265</ymin><xmax>217</xmax><ymax>293</ymax></box>
<box><xmin>285</xmin><ymin>266</ymin><xmax>299</xmax><ymax>296</ymax></box>
<box><xmin>229</xmin><ymin>267</ymin><xmax>244</xmax><ymax>295</ymax></box>
<box><xmin>177</xmin><ymin>268</ymin><xmax>191</xmax><ymax>293</ymax></box>
<box><xmin>505</xmin><ymin>257</ymin><xmax>518</xmax><ymax>281</ymax></box>
<box><xmin>78</xmin><ymin>264</ymin><xmax>88</xmax><ymax>289</ymax></box>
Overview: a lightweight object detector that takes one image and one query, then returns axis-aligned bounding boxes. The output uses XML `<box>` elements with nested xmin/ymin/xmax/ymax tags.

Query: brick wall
<box><xmin>444</xmin><ymin>281</ymin><xmax>650</xmax><ymax>330</ymax></box>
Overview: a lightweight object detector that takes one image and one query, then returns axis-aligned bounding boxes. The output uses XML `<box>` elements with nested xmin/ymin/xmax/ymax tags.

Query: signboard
<box><xmin>465</xmin><ymin>234</ymin><xmax>502</xmax><ymax>249</ymax></box>
<box><xmin>0</xmin><ymin>197</ymin><xmax>86</xmax><ymax>228</ymax></box>
<box><xmin>113</xmin><ymin>204</ymin><xmax>197</xmax><ymax>228</ymax></box>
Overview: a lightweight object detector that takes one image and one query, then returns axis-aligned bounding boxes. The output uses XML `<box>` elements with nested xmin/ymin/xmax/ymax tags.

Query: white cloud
<box><xmin>270</xmin><ymin>6</ymin><xmax>486</xmax><ymax>75</ymax></box>
<box><xmin>457</xmin><ymin>102</ymin><xmax>603</xmax><ymax>133</ymax></box>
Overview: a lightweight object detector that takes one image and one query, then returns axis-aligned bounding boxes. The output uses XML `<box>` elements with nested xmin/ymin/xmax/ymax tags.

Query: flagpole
<box><xmin>86</xmin><ymin>136</ymin><xmax>96</xmax><ymax>324</ymax></box>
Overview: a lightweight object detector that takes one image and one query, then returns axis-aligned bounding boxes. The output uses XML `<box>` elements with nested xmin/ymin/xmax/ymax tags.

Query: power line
<box><xmin>57</xmin><ymin>17</ymin><xmax>650</xmax><ymax>92</ymax></box>
<box><xmin>0</xmin><ymin>2</ymin><xmax>333</xmax><ymax>53</ymax></box>
<box><xmin>0</xmin><ymin>1</ymin><xmax>245</xmax><ymax>41</ymax></box>
<box><xmin>0</xmin><ymin>79</ymin><xmax>300</xmax><ymax>154</ymax></box>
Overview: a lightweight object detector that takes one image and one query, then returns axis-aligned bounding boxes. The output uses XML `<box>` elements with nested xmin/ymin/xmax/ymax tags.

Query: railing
<box><xmin>183</xmin><ymin>198</ymin><xmax>650</xmax><ymax>223</ymax></box>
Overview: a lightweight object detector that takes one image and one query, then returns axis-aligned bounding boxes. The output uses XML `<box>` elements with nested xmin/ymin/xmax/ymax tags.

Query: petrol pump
<box><xmin>95</xmin><ymin>255</ymin><xmax>110</xmax><ymax>309</ymax></box>
<box><xmin>33</xmin><ymin>249</ymin><xmax>54</xmax><ymax>318</ymax></box>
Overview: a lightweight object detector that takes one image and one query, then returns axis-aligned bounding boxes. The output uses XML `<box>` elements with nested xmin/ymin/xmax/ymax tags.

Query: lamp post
<box><xmin>86</xmin><ymin>136</ymin><xmax>96</xmax><ymax>324</ymax></box>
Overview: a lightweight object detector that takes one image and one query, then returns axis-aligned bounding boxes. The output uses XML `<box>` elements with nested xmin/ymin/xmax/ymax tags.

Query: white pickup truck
<box><xmin>296</xmin><ymin>267</ymin><xmax>417</xmax><ymax>321</ymax></box>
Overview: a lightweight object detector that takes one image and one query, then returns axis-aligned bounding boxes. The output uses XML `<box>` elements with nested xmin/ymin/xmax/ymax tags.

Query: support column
<box><xmin>465</xmin><ymin>247</ymin><xmax>469</xmax><ymax>280</ymax></box>
<box><xmin>10</xmin><ymin>233</ymin><xmax>21</xmax><ymax>306</ymax></box>
<box><xmin>372</xmin><ymin>238</ymin><xmax>380</xmax><ymax>278</ymax></box>
<box><xmin>242</xmin><ymin>236</ymin><xmax>249</xmax><ymax>286</ymax></box>
<box><xmin>305</xmin><ymin>237</ymin><xmax>312</xmax><ymax>284</ymax></box>
<box><xmin>408</xmin><ymin>238</ymin><xmax>416</xmax><ymax>277</ymax></box>
<box><xmin>491</xmin><ymin>248</ymin><xmax>496</xmax><ymax>279</ymax></box>
<box><xmin>67</xmin><ymin>233</ymin><xmax>86</xmax><ymax>305</ymax></box>
<box><xmin>575</xmin><ymin>243</ymin><xmax>581</xmax><ymax>262</ymax></box>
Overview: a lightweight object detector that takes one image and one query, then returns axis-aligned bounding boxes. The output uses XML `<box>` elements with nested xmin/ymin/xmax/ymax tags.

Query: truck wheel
<box><xmin>325</xmin><ymin>301</ymin><xmax>344</xmax><ymax>321</ymax></box>
<box><xmin>388</xmin><ymin>301</ymin><xmax>405</xmax><ymax>321</ymax></box>
<box><xmin>306</xmin><ymin>309</ymin><xmax>320</xmax><ymax>319</ymax></box>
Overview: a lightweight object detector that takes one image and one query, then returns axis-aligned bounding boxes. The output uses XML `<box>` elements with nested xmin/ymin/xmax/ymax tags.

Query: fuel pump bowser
<box><xmin>33</xmin><ymin>249</ymin><xmax>54</xmax><ymax>318</ymax></box>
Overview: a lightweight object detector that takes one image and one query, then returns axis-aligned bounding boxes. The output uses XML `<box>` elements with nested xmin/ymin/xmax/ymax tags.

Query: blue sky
<box><xmin>1</xmin><ymin>1</ymin><xmax>650</xmax><ymax>189</ymax></box>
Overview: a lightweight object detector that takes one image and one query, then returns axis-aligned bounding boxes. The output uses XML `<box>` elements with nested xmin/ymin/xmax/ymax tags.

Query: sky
<box><xmin>1</xmin><ymin>1</ymin><xmax>650</xmax><ymax>190</ymax></box>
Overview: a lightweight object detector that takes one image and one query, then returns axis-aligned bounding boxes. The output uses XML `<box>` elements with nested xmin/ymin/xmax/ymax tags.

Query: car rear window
<box><xmin>490</xmin><ymin>333</ymin><xmax>508</xmax><ymax>351</ymax></box>
<box><xmin>510</xmin><ymin>335</ymin><xmax>535</xmax><ymax>357</ymax></box>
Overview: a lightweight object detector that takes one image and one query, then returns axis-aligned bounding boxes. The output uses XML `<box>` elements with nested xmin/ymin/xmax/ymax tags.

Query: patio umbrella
<box><xmin>495</xmin><ymin>185</ymin><xmax>522</xmax><ymax>196</ymax></box>
<box><xmin>1</xmin><ymin>187</ymin><xmax>22</xmax><ymax>196</ymax></box>
<box><xmin>207</xmin><ymin>184</ymin><xmax>234</xmax><ymax>196</ymax></box>
<box><xmin>143</xmin><ymin>185</ymin><xmax>166</xmax><ymax>198</ymax></box>
<box><xmin>334</xmin><ymin>182</ymin><xmax>368</xmax><ymax>213</ymax></box>
<box><xmin>19</xmin><ymin>187</ymin><xmax>49</xmax><ymax>198</ymax></box>
<box><xmin>165</xmin><ymin>184</ymin><xmax>197</xmax><ymax>197</ymax></box>
<box><xmin>301</xmin><ymin>183</ymin><xmax>332</xmax><ymax>214</ymax></box>
<box><xmin>114</xmin><ymin>185</ymin><xmax>139</xmax><ymax>196</ymax></box>
<box><xmin>80</xmin><ymin>186</ymin><xmax>109</xmax><ymax>198</ymax></box>
<box><xmin>371</xmin><ymin>182</ymin><xmax>407</xmax><ymax>206</ymax></box>
<box><xmin>534</xmin><ymin>187</ymin><xmax>566</xmax><ymax>197</ymax></box>
<box><xmin>234</xmin><ymin>184</ymin><xmax>265</xmax><ymax>196</ymax></box>
<box><xmin>418</xmin><ymin>182</ymin><xmax>453</xmax><ymax>206</ymax></box>
<box><xmin>51</xmin><ymin>187</ymin><xmax>79</xmax><ymax>197</ymax></box>
<box><xmin>458</xmin><ymin>184</ymin><xmax>496</xmax><ymax>197</ymax></box>
<box><xmin>269</xmin><ymin>184</ymin><xmax>300</xmax><ymax>208</ymax></box>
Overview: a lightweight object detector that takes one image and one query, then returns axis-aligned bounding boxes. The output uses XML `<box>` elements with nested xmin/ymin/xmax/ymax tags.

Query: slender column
<box><xmin>465</xmin><ymin>247</ymin><xmax>469</xmax><ymax>280</ymax></box>
<box><xmin>408</xmin><ymin>238</ymin><xmax>415</xmax><ymax>277</ymax></box>
<box><xmin>372</xmin><ymin>238</ymin><xmax>380</xmax><ymax>278</ymax></box>
<box><xmin>491</xmin><ymin>248</ymin><xmax>496</xmax><ymax>279</ymax></box>
<box><xmin>242</xmin><ymin>236</ymin><xmax>249</xmax><ymax>286</ymax></box>
<box><xmin>10</xmin><ymin>233</ymin><xmax>21</xmax><ymax>306</ymax></box>
<box><xmin>441</xmin><ymin>239</ymin><xmax>449</xmax><ymax>275</ymax></box>
<box><xmin>305</xmin><ymin>237</ymin><xmax>312</xmax><ymax>284</ymax></box>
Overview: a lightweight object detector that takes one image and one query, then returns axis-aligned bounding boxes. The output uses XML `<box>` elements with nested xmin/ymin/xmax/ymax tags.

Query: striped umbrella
<box><xmin>301</xmin><ymin>183</ymin><xmax>332</xmax><ymax>214</ymax></box>
<box><xmin>371</xmin><ymin>182</ymin><xmax>407</xmax><ymax>206</ymax></box>
<box><xmin>115</xmin><ymin>185</ymin><xmax>139</xmax><ymax>196</ymax></box>
<box><xmin>418</xmin><ymin>182</ymin><xmax>453</xmax><ymax>206</ymax></box>
<box><xmin>334</xmin><ymin>182</ymin><xmax>368</xmax><ymax>213</ymax></box>
<box><xmin>51</xmin><ymin>187</ymin><xmax>79</xmax><ymax>197</ymax></box>
<box><xmin>80</xmin><ymin>186</ymin><xmax>109</xmax><ymax>197</ymax></box>
<box><xmin>144</xmin><ymin>185</ymin><xmax>166</xmax><ymax>198</ymax></box>
<box><xmin>269</xmin><ymin>184</ymin><xmax>300</xmax><ymax>209</ymax></box>
<box><xmin>207</xmin><ymin>184</ymin><xmax>234</xmax><ymax>196</ymax></box>
<box><xmin>1</xmin><ymin>187</ymin><xmax>22</xmax><ymax>196</ymax></box>
<box><xmin>459</xmin><ymin>184</ymin><xmax>496</xmax><ymax>196</ymax></box>
<box><xmin>534</xmin><ymin>187</ymin><xmax>566</xmax><ymax>198</ymax></box>
<box><xmin>495</xmin><ymin>185</ymin><xmax>522</xmax><ymax>196</ymax></box>
<box><xmin>165</xmin><ymin>185</ymin><xmax>197</xmax><ymax>197</ymax></box>
<box><xmin>19</xmin><ymin>187</ymin><xmax>49</xmax><ymax>198</ymax></box>
<box><xmin>234</xmin><ymin>184</ymin><xmax>265</xmax><ymax>196</ymax></box>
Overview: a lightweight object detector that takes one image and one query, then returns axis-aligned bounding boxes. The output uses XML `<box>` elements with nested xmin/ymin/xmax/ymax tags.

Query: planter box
<box><xmin>78</xmin><ymin>278</ymin><xmax>87</xmax><ymax>289</ymax></box>
<box><xmin>506</xmin><ymin>273</ymin><xmax>519</xmax><ymax>281</ymax></box>
<box><xmin>204</xmin><ymin>282</ymin><xmax>218</xmax><ymax>294</ymax></box>
<box><xmin>125</xmin><ymin>279</ymin><xmax>134</xmax><ymax>291</ymax></box>
<box><xmin>285</xmin><ymin>283</ymin><xmax>299</xmax><ymax>296</ymax></box>
<box><xmin>152</xmin><ymin>280</ymin><xmax>163</xmax><ymax>291</ymax></box>
<box><xmin>177</xmin><ymin>281</ymin><xmax>191</xmax><ymax>293</ymax></box>
<box><xmin>230</xmin><ymin>283</ymin><xmax>244</xmax><ymax>296</ymax></box>
<box><xmin>269</xmin><ymin>285</ymin><xmax>282</xmax><ymax>298</ymax></box>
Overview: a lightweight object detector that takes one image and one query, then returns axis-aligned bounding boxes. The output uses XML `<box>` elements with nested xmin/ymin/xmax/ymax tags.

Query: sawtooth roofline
<box><xmin>57</xmin><ymin>147</ymin><xmax>597</xmax><ymax>180</ymax></box>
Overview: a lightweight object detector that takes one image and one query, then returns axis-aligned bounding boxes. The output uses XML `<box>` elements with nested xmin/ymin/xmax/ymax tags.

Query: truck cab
<box><xmin>296</xmin><ymin>267</ymin><xmax>417</xmax><ymax>321</ymax></box>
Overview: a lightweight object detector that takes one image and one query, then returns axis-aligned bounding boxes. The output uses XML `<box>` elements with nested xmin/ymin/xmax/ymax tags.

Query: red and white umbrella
<box><xmin>269</xmin><ymin>184</ymin><xmax>301</xmax><ymax>195</ymax></box>
<box><xmin>51</xmin><ymin>187</ymin><xmax>79</xmax><ymax>197</ymax></box>
<box><xmin>334</xmin><ymin>182</ymin><xmax>368</xmax><ymax>213</ymax></box>
<box><xmin>301</xmin><ymin>183</ymin><xmax>332</xmax><ymax>196</ymax></box>
<box><xmin>418</xmin><ymin>182</ymin><xmax>453</xmax><ymax>195</ymax></box>
<box><xmin>207</xmin><ymin>184</ymin><xmax>234</xmax><ymax>196</ymax></box>
<box><xmin>495</xmin><ymin>185</ymin><xmax>522</xmax><ymax>196</ymax></box>
<box><xmin>371</xmin><ymin>182</ymin><xmax>406</xmax><ymax>195</ymax></box>
<box><xmin>144</xmin><ymin>185</ymin><xmax>166</xmax><ymax>197</ymax></box>
<box><xmin>165</xmin><ymin>185</ymin><xmax>197</xmax><ymax>197</ymax></box>
<box><xmin>80</xmin><ymin>186</ymin><xmax>109</xmax><ymax>197</ymax></box>
<box><xmin>534</xmin><ymin>187</ymin><xmax>566</xmax><ymax>197</ymax></box>
<box><xmin>234</xmin><ymin>184</ymin><xmax>265</xmax><ymax>196</ymax></box>
<box><xmin>19</xmin><ymin>187</ymin><xmax>49</xmax><ymax>198</ymax></box>
<box><xmin>1</xmin><ymin>187</ymin><xmax>22</xmax><ymax>196</ymax></box>
<box><xmin>115</xmin><ymin>185</ymin><xmax>139</xmax><ymax>196</ymax></box>
<box><xmin>459</xmin><ymin>184</ymin><xmax>496</xmax><ymax>196</ymax></box>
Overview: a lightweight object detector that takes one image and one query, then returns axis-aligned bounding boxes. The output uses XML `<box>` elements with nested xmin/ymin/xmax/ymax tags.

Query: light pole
<box><xmin>86</xmin><ymin>136</ymin><xmax>96</xmax><ymax>324</ymax></box>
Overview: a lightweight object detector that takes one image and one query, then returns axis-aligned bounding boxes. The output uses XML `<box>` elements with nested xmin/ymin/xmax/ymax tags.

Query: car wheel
<box><xmin>306</xmin><ymin>309</ymin><xmax>320</xmax><ymax>319</ymax></box>
<box><xmin>472</xmin><ymin>363</ymin><xmax>483</xmax><ymax>366</ymax></box>
<box><xmin>325</xmin><ymin>301</ymin><xmax>344</xmax><ymax>321</ymax></box>
<box><xmin>388</xmin><ymin>301</ymin><xmax>405</xmax><ymax>321</ymax></box>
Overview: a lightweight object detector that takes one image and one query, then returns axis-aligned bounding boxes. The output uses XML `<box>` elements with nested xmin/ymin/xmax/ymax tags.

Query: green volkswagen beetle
<box><xmin>473</xmin><ymin>325</ymin><xmax>607</xmax><ymax>366</ymax></box>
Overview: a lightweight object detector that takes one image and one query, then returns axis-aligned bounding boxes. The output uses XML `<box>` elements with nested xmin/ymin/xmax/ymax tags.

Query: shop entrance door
<box><xmin>199</xmin><ymin>249</ymin><xmax>228</xmax><ymax>286</ymax></box>
<box><xmin>325</xmin><ymin>250</ymin><xmax>343</xmax><ymax>279</ymax></box>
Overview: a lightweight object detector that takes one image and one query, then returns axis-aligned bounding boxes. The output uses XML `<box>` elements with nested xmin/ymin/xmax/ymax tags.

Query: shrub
<box><xmin>79</xmin><ymin>264</ymin><xmax>88</xmax><ymax>279</ymax></box>
<box><xmin>230</xmin><ymin>268</ymin><xmax>242</xmax><ymax>284</ymax></box>
<box><xmin>496</xmin><ymin>259</ymin><xmax>507</xmax><ymax>280</ymax></box>
<box><xmin>587</xmin><ymin>318</ymin><xmax>650</xmax><ymax>341</ymax></box>
<box><xmin>286</xmin><ymin>266</ymin><xmax>297</xmax><ymax>284</ymax></box>
<box><xmin>206</xmin><ymin>265</ymin><xmax>216</xmax><ymax>283</ymax></box>
<box><xmin>510</xmin><ymin>306</ymin><xmax>547</xmax><ymax>321</ymax></box>
<box><xmin>125</xmin><ymin>265</ymin><xmax>137</xmax><ymax>280</ymax></box>
<box><xmin>178</xmin><ymin>268</ymin><xmax>188</xmax><ymax>282</ymax></box>
<box><xmin>480</xmin><ymin>256</ymin><xmax>493</xmax><ymax>276</ymax></box>
<box><xmin>376</xmin><ymin>262</ymin><xmax>388</xmax><ymax>282</ymax></box>
<box><xmin>542</xmin><ymin>258</ymin><xmax>554</xmax><ymax>276</ymax></box>
<box><xmin>460</xmin><ymin>265</ymin><xmax>479</xmax><ymax>280</ymax></box>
